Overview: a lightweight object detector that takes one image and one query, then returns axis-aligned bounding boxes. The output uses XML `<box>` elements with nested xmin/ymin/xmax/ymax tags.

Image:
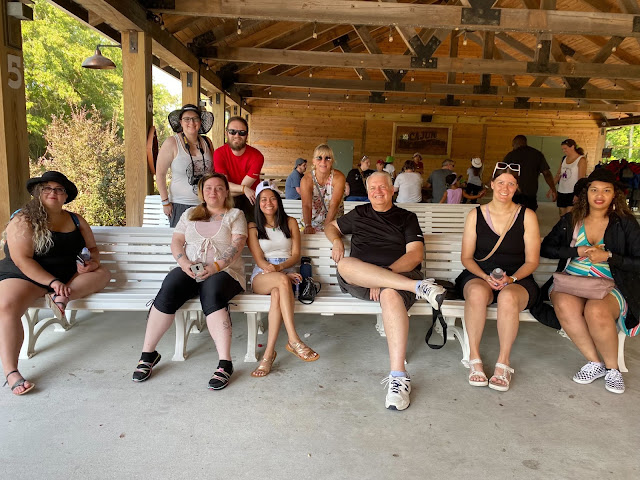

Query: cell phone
<box><xmin>190</xmin><ymin>263</ymin><xmax>205</xmax><ymax>282</ymax></box>
<box><xmin>76</xmin><ymin>255</ymin><xmax>86</xmax><ymax>266</ymax></box>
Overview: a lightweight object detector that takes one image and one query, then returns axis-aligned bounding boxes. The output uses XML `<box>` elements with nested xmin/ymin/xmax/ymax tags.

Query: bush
<box><xmin>34</xmin><ymin>105</ymin><xmax>125</xmax><ymax>226</ymax></box>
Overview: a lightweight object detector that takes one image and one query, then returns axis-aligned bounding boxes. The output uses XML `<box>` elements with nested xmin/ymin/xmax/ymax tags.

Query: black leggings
<box><xmin>153</xmin><ymin>269</ymin><xmax>244</xmax><ymax>316</ymax></box>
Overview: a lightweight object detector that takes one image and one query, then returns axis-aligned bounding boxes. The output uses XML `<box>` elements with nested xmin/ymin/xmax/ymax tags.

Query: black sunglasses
<box><xmin>227</xmin><ymin>129</ymin><xmax>248</xmax><ymax>137</ymax></box>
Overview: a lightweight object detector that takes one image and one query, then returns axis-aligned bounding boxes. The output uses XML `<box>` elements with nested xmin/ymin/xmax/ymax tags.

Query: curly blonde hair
<box><xmin>1</xmin><ymin>184</ymin><xmax>54</xmax><ymax>255</ymax></box>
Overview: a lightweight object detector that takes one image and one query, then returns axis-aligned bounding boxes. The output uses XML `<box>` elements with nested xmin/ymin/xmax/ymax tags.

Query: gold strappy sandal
<box><xmin>251</xmin><ymin>351</ymin><xmax>277</xmax><ymax>377</ymax></box>
<box><xmin>285</xmin><ymin>341</ymin><xmax>319</xmax><ymax>362</ymax></box>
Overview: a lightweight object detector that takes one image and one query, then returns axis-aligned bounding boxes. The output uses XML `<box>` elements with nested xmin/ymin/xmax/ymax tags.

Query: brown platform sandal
<box><xmin>251</xmin><ymin>351</ymin><xmax>277</xmax><ymax>377</ymax></box>
<box><xmin>285</xmin><ymin>341</ymin><xmax>319</xmax><ymax>362</ymax></box>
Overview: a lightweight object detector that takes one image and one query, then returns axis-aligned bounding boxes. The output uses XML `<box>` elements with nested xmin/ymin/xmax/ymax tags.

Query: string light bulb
<box><xmin>389</xmin><ymin>26</ymin><xmax>394</xmax><ymax>43</ymax></box>
<box><xmin>237</xmin><ymin>18</ymin><xmax>242</xmax><ymax>35</ymax></box>
<box><xmin>309</xmin><ymin>69</ymin><xmax>313</xmax><ymax>78</ymax></box>
<box><xmin>500</xmin><ymin>96</ymin><xmax>503</xmax><ymax>105</ymax></box>
<box><xmin>308</xmin><ymin>89</ymin><xmax>311</xmax><ymax>98</ymax></box>
<box><xmin>312</xmin><ymin>22</ymin><xmax>318</xmax><ymax>39</ymax></box>
<box><xmin>345</xmin><ymin>91</ymin><xmax>349</xmax><ymax>99</ymax></box>
<box><xmin>612</xmin><ymin>46</ymin><xmax>617</xmax><ymax>52</ymax></box>
<box><xmin>462</xmin><ymin>31</ymin><xmax>467</xmax><ymax>46</ymax></box>
<box><xmin>257</xmin><ymin>67</ymin><xmax>261</xmax><ymax>75</ymax></box>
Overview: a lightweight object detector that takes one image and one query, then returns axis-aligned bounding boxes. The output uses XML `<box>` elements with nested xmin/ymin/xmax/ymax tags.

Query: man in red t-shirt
<box><xmin>213</xmin><ymin>116</ymin><xmax>264</xmax><ymax>221</ymax></box>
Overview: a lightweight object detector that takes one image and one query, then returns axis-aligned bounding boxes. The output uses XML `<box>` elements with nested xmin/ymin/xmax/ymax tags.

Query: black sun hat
<box><xmin>586</xmin><ymin>168</ymin><xmax>625</xmax><ymax>190</ymax></box>
<box><xmin>168</xmin><ymin>104</ymin><xmax>214</xmax><ymax>134</ymax></box>
<box><xmin>26</xmin><ymin>171</ymin><xmax>78</xmax><ymax>203</ymax></box>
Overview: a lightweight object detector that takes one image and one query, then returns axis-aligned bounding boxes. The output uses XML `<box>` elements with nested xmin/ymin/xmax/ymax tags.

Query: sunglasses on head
<box><xmin>492</xmin><ymin>162</ymin><xmax>520</xmax><ymax>177</ymax></box>
<box><xmin>227</xmin><ymin>129</ymin><xmax>248</xmax><ymax>137</ymax></box>
<box><xmin>316</xmin><ymin>155</ymin><xmax>332</xmax><ymax>161</ymax></box>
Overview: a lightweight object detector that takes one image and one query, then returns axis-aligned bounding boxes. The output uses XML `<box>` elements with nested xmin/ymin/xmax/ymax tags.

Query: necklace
<box><xmin>264</xmin><ymin>222</ymin><xmax>277</xmax><ymax>232</ymax></box>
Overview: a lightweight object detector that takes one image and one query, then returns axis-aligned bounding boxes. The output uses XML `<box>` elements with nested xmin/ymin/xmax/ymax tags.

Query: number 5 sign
<box><xmin>7</xmin><ymin>54</ymin><xmax>23</xmax><ymax>89</ymax></box>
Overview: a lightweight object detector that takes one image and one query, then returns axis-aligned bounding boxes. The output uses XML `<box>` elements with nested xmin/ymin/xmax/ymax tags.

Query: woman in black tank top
<box><xmin>0</xmin><ymin>171</ymin><xmax>110</xmax><ymax>396</ymax></box>
<box><xmin>456</xmin><ymin>164</ymin><xmax>540</xmax><ymax>392</ymax></box>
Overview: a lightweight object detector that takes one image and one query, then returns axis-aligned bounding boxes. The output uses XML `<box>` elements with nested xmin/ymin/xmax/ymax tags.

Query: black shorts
<box><xmin>337</xmin><ymin>270</ymin><xmax>423</xmax><ymax>311</ymax></box>
<box><xmin>455</xmin><ymin>269</ymin><xmax>539</xmax><ymax>310</ymax></box>
<box><xmin>557</xmin><ymin>192</ymin><xmax>574</xmax><ymax>208</ymax></box>
<box><xmin>153</xmin><ymin>269</ymin><xmax>244</xmax><ymax>316</ymax></box>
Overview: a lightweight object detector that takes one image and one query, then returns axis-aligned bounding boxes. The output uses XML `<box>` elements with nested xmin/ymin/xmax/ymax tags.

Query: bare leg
<box><xmin>142</xmin><ymin>307</ymin><xmax>175</xmax><ymax>352</ymax></box>
<box><xmin>380</xmin><ymin>289</ymin><xmax>409</xmax><ymax>372</ymax></box>
<box><xmin>0</xmin><ymin>279</ymin><xmax>44</xmax><ymax>394</ymax></box>
<box><xmin>338</xmin><ymin>257</ymin><xmax>419</xmax><ymax>293</ymax></box>
<box><xmin>66</xmin><ymin>267</ymin><xmax>111</xmax><ymax>300</ymax></box>
<box><xmin>463</xmin><ymin>279</ymin><xmax>493</xmax><ymax>360</ymax></box>
<box><xmin>550</xmin><ymin>292</ymin><xmax>596</xmax><ymax>361</ymax></box>
<box><xmin>492</xmin><ymin>284</ymin><xmax>529</xmax><ymax>386</ymax></box>
<box><xmin>206</xmin><ymin>308</ymin><xmax>232</xmax><ymax>361</ymax></box>
<box><xmin>584</xmin><ymin>296</ymin><xmax>620</xmax><ymax>369</ymax></box>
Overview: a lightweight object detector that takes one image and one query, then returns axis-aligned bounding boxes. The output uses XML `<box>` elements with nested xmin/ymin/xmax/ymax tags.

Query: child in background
<box><xmin>440</xmin><ymin>173</ymin><xmax>485</xmax><ymax>204</ymax></box>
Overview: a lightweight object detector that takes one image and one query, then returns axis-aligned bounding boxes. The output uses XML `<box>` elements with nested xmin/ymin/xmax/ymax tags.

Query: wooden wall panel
<box><xmin>249</xmin><ymin>107</ymin><xmax>602</xmax><ymax>181</ymax></box>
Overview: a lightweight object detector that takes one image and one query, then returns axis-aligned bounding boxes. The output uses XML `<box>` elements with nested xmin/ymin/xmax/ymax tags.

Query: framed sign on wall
<box><xmin>391</xmin><ymin>123</ymin><xmax>452</xmax><ymax>158</ymax></box>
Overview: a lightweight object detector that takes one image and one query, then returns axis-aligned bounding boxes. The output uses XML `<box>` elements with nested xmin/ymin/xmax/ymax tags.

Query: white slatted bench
<box><xmin>20</xmin><ymin>227</ymin><xmax>206</xmax><ymax>361</ymax></box>
<box><xmin>423</xmin><ymin>234</ymin><xmax>629</xmax><ymax>373</ymax></box>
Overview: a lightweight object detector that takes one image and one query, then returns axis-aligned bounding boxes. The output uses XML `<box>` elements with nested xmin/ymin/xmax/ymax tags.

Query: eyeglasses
<box><xmin>42</xmin><ymin>186</ymin><xmax>66</xmax><ymax>195</ymax></box>
<box><xmin>492</xmin><ymin>162</ymin><xmax>521</xmax><ymax>177</ymax></box>
<box><xmin>315</xmin><ymin>156</ymin><xmax>332</xmax><ymax>161</ymax></box>
<box><xmin>227</xmin><ymin>129</ymin><xmax>248</xmax><ymax>136</ymax></box>
<box><xmin>181</xmin><ymin>116</ymin><xmax>201</xmax><ymax>124</ymax></box>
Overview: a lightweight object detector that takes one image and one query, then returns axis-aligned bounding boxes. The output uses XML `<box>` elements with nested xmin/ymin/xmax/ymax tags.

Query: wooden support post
<box><xmin>181</xmin><ymin>70</ymin><xmax>200</xmax><ymax>106</ymax></box>
<box><xmin>122</xmin><ymin>30</ymin><xmax>153</xmax><ymax>226</ymax></box>
<box><xmin>0</xmin><ymin>3</ymin><xmax>30</xmax><ymax>230</ymax></box>
<box><xmin>211</xmin><ymin>92</ymin><xmax>226</xmax><ymax>149</ymax></box>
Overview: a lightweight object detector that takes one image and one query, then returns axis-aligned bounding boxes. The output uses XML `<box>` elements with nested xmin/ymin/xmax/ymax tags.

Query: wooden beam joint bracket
<box><xmin>461</xmin><ymin>1</ymin><xmax>501</xmax><ymax>26</ymax></box>
<box><xmin>633</xmin><ymin>17</ymin><xmax>640</xmax><ymax>32</ymax></box>
<box><xmin>332</xmin><ymin>34</ymin><xmax>351</xmax><ymax>50</ymax></box>
<box><xmin>411</xmin><ymin>36</ymin><xmax>441</xmax><ymax>63</ymax></box>
<box><xmin>473</xmin><ymin>84</ymin><xmax>497</xmax><ymax>95</ymax></box>
<box><xmin>526</xmin><ymin>62</ymin><xmax>559</xmax><ymax>74</ymax></box>
<box><xmin>369</xmin><ymin>92</ymin><xmax>386</xmax><ymax>104</ymax></box>
<box><xmin>440</xmin><ymin>95</ymin><xmax>460</xmax><ymax>107</ymax></box>
<box><xmin>129</xmin><ymin>31</ymin><xmax>138</xmax><ymax>53</ymax></box>
<box><xmin>411</xmin><ymin>56</ymin><xmax>437</xmax><ymax>69</ymax></box>
<box><xmin>564</xmin><ymin>88</ymin><xmax>586</xmax><ymax>98</ymax></box>
<box><xmin>513</xmin><ymin>97</ymin><xmax>530</xmax><ymax>109</ymax></box>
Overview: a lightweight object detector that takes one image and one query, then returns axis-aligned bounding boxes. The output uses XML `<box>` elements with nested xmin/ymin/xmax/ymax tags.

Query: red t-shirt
<box><xmin>213</xmin><ymin>144</ymin><xmax>264</xmax><ymax>190</ymax></box>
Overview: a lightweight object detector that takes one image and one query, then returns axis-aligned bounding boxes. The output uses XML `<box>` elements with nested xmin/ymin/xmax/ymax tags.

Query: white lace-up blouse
<box><xmin>174</xmin><ymin>207</ymin><xmax>247</xmax><ymax>289</ymax></box>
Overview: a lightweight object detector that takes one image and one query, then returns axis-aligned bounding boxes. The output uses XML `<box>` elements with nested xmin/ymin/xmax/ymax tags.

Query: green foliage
<box><xmin>23</xmin><ymin>0</ymin><xmax>123</xmax><ymax>160</ymax></box>
<box><xmin>34</xmin><ymin>106</ymin><xmax>126</xmax><ymax>226</ymax></box>
<box><xmin>153</xmin><ymin>83</ymin><xmax>180</xmax><ymax>143</ymax></box>
<box><xmin>605</xmin><ymin>126</ymin><xmax>640</xmax><ymax>163</ymax></box>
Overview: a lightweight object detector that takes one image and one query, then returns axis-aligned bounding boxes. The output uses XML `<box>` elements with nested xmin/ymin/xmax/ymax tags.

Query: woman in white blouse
<box><xmin>131</xmin><ymin>173</ymin><xmax>247</xmax><ymax>390</ymax></box>
<box><xmin>247</xmin><ymin>181</ymin><xmax>319</xmax><ymax>377</ymax></box>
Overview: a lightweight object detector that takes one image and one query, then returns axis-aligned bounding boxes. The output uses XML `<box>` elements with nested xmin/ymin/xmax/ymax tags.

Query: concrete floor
<box><xmin>2</xmin><ymin>201</ymin><xmax>637</xmax><ymax>480</ymax></box>
<box><xmin>1</xmin><ymin>309</ymin><xmax>638</xmax><ymax>480</ymax></box>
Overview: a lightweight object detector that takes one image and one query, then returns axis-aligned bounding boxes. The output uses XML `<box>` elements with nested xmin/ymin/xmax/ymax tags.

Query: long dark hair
<box><xmin>254</xmin><ymin>188</ymin><xmax>292</xmax><ymax>240</ymax></box>
<box><xmin>572</xmin><ymin>181</ymin><xmax>633</xmax><ymax>227</ymax></box>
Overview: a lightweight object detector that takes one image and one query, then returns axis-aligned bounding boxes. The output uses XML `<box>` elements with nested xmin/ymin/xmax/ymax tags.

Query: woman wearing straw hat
<box><xmin>0</xmin><ymin>171</ymin><xmax>111</xmax><ymax>395</ymax></box>
<box><xmin>157</xmin><ymin>104</ymin><xmax>215</xmax><ymax>227</ymax></box>
<box><xmin>464</xmin><ymin>157</ymin><xmax>485</xmax><ymax>204</ymax></box>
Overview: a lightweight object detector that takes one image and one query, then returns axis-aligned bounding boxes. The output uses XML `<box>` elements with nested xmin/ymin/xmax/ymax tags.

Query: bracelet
<box><xmin>48</xmin><ymin>278</ymin><xmax>60</xmax><ymax>287</ymax></box>
<box><xmin>214</xmin><ymin>261</ymin><xmax>221</xmax><ymax>272</ymax></box>
<box><xmin>161</xmin><ymin>199</ymin><xmax>171</xmax><ymax>206</ymax></box>
<box><xmin>510</xmin><ymin>276</ymin><xmax>518</xmax><ymax>283</ymax></box>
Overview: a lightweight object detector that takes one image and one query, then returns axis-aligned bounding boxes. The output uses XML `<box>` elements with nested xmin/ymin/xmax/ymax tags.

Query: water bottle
<box><xmin>490</xmin><ymin>268</ymin><xmax>505</xmax><ymax>282</ymax></box>
<box><xmin>79</xmin><ymin>247</ymin><xmax>91</xmax><ymax>262</ymax></box>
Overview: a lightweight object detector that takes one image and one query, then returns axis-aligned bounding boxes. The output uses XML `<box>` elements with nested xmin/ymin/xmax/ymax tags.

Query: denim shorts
<box><xmin>250</xmin><ymin>257</ymin><xmax>296</xmax><ymax>283</ymax></box>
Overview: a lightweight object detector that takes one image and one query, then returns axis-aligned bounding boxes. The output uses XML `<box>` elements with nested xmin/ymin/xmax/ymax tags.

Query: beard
<box><xmin>229</xmin><ymin>137</ymin><xmax>247</xmax><ymax>151</ymax></box>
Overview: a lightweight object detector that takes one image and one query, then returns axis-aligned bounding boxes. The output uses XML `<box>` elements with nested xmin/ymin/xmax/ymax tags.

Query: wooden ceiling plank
<box><xmin>147</xmin><ymin>1</ymin><xmax>640</xmax><ymax>37</ymax></box>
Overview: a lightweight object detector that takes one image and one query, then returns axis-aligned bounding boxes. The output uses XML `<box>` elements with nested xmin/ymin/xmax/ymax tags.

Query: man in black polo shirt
<box><xmin>503</xmin><ymin>135</ymin><xmax>557</xmax><ymax>211</ymax></box>
<box><xmin>324</xmin><ymin>171</ymin><xmax>445</xmax><ymax>411</ymax></box>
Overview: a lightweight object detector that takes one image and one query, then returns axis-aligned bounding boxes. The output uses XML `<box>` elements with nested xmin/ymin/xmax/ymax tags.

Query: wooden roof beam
<box><xmin>202</xmin><ymin>47</ymin><xmax>640</xmax><ymax>80</ymax></box>
<box><xmin>146</xmin><ymin>1</ymin><xmax>640</xmax><ymax>37</ymax></box>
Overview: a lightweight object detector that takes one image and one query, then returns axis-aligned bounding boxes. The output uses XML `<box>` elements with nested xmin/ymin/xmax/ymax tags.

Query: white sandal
<box><xmin>489</xmin><ymin>363</ymin><xmax>514</xmax><ymax>392</ymax></box>
<box><xmin>468</xmin><ymin>359</ymin><xmax>488</xmax><ymax>387</ymax></box>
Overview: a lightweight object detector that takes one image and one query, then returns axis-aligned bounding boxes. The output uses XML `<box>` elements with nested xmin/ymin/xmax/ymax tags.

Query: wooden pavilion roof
<box><xmin>54</xmin><ymin>0</ymin><xmax>640</xmax><ymax>125</ymax></box>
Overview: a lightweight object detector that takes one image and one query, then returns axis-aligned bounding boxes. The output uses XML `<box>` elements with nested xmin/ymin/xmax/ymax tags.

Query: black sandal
<box><xmin>208</xmin><ymin>367</ymin><xmax>233</xmax><ymax>390</ymax></box>
<box><xmin>4</xmin><ymin>370</ymin><xmax>35</xmax><ymax>395</ymax></box>
<box><xmin>132</xmin><ymin>352</ymin><xmax>161</xmax><ymax>382</ymax></box>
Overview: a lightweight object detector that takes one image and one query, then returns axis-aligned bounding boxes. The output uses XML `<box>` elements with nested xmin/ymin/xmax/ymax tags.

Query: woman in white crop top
<box><xmin>247</xmin><ymin>181</ymin><xmax>319</xmax><ymax>377</ymax></box>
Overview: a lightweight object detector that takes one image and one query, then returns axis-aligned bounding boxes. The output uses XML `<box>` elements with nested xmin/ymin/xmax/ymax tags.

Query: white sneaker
<box><xmin>416</xmin><ymin>278</ymin><xmax>446</xmax><ymax>310</ymax></box>
<box><xmin>381</xmin><ymin>374</ymin><xmax>411</xmax><ymax>411</ymax></box>
<box><xmin>572</xmin><ymin>361</ymin><xmax>606</xmax><ymax>384</ymax></box>
<box><xmin>604</xmin><ymin>369</ymin><xmax>625</xmax><ymax>394</ymax></box>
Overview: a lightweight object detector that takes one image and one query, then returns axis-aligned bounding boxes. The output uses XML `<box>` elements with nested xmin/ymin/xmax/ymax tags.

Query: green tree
<box><xmin>23</xmin><ymin>0</ymin><xmax>124</xmax><ymax>160</ymax></box>
<box><xmin>34</xmin><ymin>105</ymin><xmax>126</xmax><ymax>226</ymax></box>
<box><xmin>153</xmin><ymin>83</ymin><xmax>180</xmax><ymax>143</ymax></box>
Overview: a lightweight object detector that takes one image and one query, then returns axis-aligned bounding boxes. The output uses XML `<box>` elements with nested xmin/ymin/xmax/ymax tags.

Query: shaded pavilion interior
<box><xmin>2</xmin><ymin>0</ymin><xmax>640</xmax><ymax>225</ymax></box>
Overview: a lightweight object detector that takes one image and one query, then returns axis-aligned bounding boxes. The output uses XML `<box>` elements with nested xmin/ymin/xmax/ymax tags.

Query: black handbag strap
<box><xmin>425</xmin><ymin>309</ymin><xmax>447</xmax><ymax>349</ymax></box>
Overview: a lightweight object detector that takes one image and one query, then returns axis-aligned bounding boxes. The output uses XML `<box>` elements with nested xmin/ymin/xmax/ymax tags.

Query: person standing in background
<box><xmin>213</xmin><ymin>116</ymin><xmax>265</xmax><ymax>222</ymax></box>
<box><xmin>426</xmin><ymin>159</ymin><xmax>455</xmax><ymax>203</ymax></box>
<box><xmin>554</xmin><ymin>138</ymin><xmax>587</xmax><ymax>215</ymax></box>
<box><xmin>345</xmin><ymin>155</ymin><xmax>375</xmax><ymax>201</ymax></box>
<box><xmin>284</xmin><ymin>158</ymin><xmax>307</xmax><ymax>200</ymax></box>
<box><xmin>464</xmin><ymin>157</ymin><xmax>484</xmax><ymax>204</ymax></box>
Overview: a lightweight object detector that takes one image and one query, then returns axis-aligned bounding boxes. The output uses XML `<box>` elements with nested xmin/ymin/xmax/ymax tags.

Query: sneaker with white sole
<box><xmin>416</xmin><ymin>278</ymin><xmax>446</xmax><ymax>310</ymax></box>
<box><xmin>572</xmin><ymin>361</ymin><xmax>606</xmax><ymax>385</ymax></box>
<box><xmin>381</xmin><ymin>374</ymin><xmax>411</xmax><ymax>411</ymax></box>
<box><xmin>604</xmin><ymin>368</ymin><xmax>625</xmax><ymax>394</ymax></box>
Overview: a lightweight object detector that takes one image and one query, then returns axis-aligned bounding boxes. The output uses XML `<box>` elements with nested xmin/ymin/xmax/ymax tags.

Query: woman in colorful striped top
<box><xmin>541</xmin><ymin>168</ymin><xmax>640</xmax><ymax>394</ymax></box>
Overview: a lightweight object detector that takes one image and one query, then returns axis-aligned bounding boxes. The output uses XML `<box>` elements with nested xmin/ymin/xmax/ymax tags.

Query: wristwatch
<box><xmin>510</xmin><ymin>276</ymin><xmax>518</xmax><ymax>283</ymax></box>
